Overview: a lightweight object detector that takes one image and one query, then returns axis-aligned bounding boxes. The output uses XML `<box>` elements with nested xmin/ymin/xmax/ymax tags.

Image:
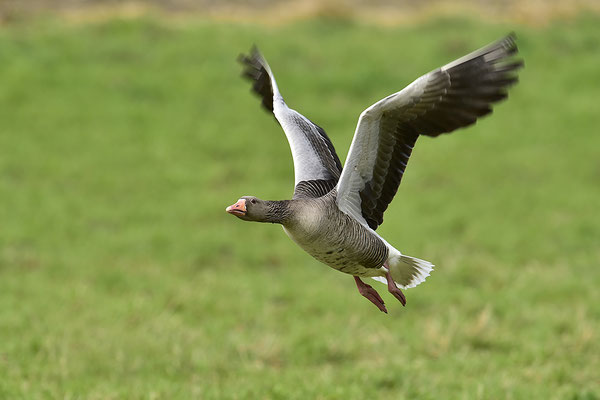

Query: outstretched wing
<box><xmin>239</xmin><ymin>47</ymin><xmax>343</xmax><ymax>198</ymax></box>
<box><xmin>336</xmin><ymin>34</ymin><xmax>523</xmax><ymax>229</ymax></box>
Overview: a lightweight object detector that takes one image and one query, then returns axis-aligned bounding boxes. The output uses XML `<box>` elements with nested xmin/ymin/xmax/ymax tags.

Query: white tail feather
<box><xmin>372</xmin><ymin>255</ymin><xmax>434</xmax><ymax>289</ymax></box>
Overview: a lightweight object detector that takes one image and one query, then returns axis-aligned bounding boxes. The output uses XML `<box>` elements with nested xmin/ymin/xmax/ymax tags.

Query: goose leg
<box><xmin>354</xmin><ymin>276</ymin><xmax>387</xmax><ymax>313</ymax></box>
<box><xmin>385</xmin><ymin>266</ymin><xmax>406</xmax><ymax>306</ymax></box>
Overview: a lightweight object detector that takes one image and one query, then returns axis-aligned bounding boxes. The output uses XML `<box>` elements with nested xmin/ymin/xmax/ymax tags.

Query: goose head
<box><xmin>226</xmin><ymin>196</ymin><xmax>269</xmax><ymax>222</ymax></box>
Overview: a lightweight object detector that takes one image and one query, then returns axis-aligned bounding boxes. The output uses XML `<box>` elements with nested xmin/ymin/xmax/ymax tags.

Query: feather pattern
<box><xmin>336</xmin><ymin>34</ymin><xmax>523</xmax><ymax>229</ymax></box>
<box><xmin>293</xmin><ymin>179</ymin><xmax>338</xmax><ymax>199</ymax></box>
<box><xmin>239</xmin><ymin>47</ymin><xmax>343</xmax><ymax>197</ymax></box>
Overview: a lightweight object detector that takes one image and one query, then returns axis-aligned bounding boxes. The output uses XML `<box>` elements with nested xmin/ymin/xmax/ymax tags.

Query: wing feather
<box><xmin>239</xmin><ymin>47</ymin><xmax>343</xmax><ymax>198</ymax></box>
<box><xmin>336</xmin><ymin>34</ymin><xmax>523</xmax><ymax>229</ymax></box>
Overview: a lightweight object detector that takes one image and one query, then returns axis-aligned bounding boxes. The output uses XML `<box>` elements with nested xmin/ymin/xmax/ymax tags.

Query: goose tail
<box><xmin>372</xmin><ymin>252</ymin><xmax>434</xmax><ymax>289</ymax></box>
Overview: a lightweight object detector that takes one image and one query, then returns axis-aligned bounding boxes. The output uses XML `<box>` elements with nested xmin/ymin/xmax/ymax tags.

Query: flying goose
<box><xmin>227</xmin><ymin>35</ymin><xmax>522</xmax><ymax>313</ymax></box>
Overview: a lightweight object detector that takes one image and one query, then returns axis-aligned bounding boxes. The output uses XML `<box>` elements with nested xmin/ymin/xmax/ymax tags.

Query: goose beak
<box><xmin>226</xmin><ymin>199</ymin><xmax>247</xmax><ymax>216</ymax></box>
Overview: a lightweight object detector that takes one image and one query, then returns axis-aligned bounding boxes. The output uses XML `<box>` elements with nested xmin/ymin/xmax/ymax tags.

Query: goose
<box><xmin>227</xmin><ymin>34</ymin><xmax>522</xmax><ymax>313</ymax></box>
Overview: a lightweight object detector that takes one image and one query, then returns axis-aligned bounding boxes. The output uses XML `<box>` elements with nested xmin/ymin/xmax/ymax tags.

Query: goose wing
<box><xmin>336</xmin><ymin>34</ymin><xmax>523</xmax><ymax>229</ymax></box>
<box><xmin>239</xmin><ymin>47</ymin><xmax>343</xmax><ymax>199</ymax></box>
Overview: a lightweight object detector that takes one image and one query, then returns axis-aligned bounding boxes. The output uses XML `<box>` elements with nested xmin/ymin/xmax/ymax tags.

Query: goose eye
<box><xmin>250</xmin><ymin>199</ymin><xmax>256</xmax><ymax>204</ymax></box>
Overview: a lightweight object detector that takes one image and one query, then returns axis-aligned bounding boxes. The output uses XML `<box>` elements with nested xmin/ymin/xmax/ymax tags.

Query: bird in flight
<box><xmin>227</xmin><ymin>35</ymin><xmax>522</xmax><ymax>313</ymax></box>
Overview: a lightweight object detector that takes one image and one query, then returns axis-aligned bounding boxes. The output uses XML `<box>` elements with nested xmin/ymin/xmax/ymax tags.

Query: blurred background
<box><xmin>0</xmin><ymin>0</ymin><xmax>599</xmax><ymax>398</ymax></box>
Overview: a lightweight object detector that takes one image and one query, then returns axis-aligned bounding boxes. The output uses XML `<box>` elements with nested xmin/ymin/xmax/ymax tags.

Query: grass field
<box><xmin>0</xmin><ymin>14</ymin><xmax>599</xmax><ymax>399</ymax></box>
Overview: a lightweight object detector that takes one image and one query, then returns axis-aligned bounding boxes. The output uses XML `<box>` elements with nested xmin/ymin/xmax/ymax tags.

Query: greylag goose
<box><xmin>227</xmin><ymin>35</ymin><xmax>522</xmax><ymax>313</ymax></box>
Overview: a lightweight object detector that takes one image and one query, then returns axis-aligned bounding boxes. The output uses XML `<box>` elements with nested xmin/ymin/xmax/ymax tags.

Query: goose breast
<box><xmin>283</xmin><ymin>194</ymin><xmax>389</xmax><ymax>276</ymax></box>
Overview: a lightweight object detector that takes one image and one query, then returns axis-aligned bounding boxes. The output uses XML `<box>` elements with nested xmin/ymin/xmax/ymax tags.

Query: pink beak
<box><xmin>226</xmin><ymin>199</ymin><xmax>247</xmax><ymax>216</ymax></box>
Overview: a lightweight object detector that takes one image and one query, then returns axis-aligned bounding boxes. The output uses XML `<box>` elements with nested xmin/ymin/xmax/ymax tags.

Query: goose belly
<box><xmin>283</xmin><ymin>222</ymin><xmax>388</xmax><ymax>277</ymax></box>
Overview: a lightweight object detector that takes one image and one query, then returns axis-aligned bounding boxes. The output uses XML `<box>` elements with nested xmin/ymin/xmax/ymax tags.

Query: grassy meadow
<box><xmin>0</xmin><ymin>14</ymin><xmax>599</xmax><ymax>399</ymax></box>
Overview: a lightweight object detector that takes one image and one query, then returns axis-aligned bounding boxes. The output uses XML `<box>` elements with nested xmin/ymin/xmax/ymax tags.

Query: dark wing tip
<box><xmin>238</xmin><ymin>44</ymin><xmax>260</xmax><ymax>61</ymax></box>
<box><xmin>238</xmin><ymin>45</ymin><xmax>275</xmax><ymax>114</ymax></box>
<box><xmin>498</xmin><ymin>32</ymin><xmax>517</xmax><ymax>52</ymax></box>
<box><xmin>418</xmin><ymin>33</ymin><xmax>523</xmax><ymax>137</ymax></box>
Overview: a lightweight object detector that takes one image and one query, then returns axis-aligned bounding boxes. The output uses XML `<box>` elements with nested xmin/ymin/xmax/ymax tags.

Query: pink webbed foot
<box><xmin>354</xmin><ymin>276</ymin><xmax>387</xmax><ymax>313</ymax></box>
<box><xmin>385</xmin><ymin>267</ymin><xmax>406</xmax><ymax>306</ymax></box>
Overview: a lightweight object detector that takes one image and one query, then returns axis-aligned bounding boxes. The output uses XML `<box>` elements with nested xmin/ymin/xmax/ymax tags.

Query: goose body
<box><xmin>282</xmin><ymin>192</ymin><xmax>389</xmax><ymax>276</ymax></box>
<box><xmin>227</xmin><ymin>35</ymin><xmax>522</xmax><ymax>313</ymax></box>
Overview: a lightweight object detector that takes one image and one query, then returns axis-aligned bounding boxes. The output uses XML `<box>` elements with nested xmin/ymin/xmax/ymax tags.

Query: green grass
<box><xmin>0</xmin><ymin>15</ymin><xmax>599</xmax><ymax>399</ymax></box>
